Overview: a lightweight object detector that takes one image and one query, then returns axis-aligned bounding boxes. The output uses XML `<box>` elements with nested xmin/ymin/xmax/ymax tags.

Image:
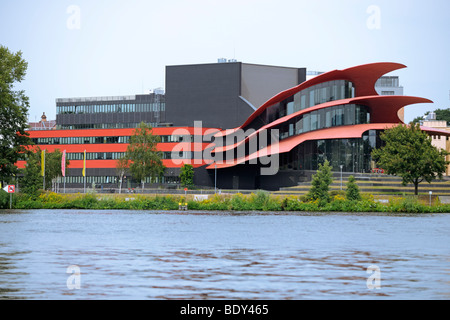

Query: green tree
<box><xmin>44</xmin><ymin>149</ymin><xmax>70</xmax><ymax>191</ymax></box>
<box><xmin>20</xmin><ymin>150</ymin><xmax>43</xmax><ymax>198</ymax></box>
<box><xmin>371</xmin><ymin>123</ymin><xmax>449</xmax><ymax>195</ymax></box>
<box><xmin>346</xmin><ymin>175</ymin><xmax>361</xmax><ymax>201</ymax></box>
<box><xmin>125</xmin><ymin>122</ymin><xmax>165</xmax><ymax>190</ymax></box>
<box><xmin>179</xmin><ymin>163</ymin><xmax>194</xmax><ymax>188</ymax></box>
<box><xmin>0</xmin><ymin>45</ymin><xmax>33</xmax><ymax>185</ymax></box>
<box><xmin>306</xmin><ymin>160</ymin><xmax>333</xmax><ymax>204</ymax></box>
<box><xmin>115</xmin><ymin>155</ymin><xmax>130</xmax><ymax>194</ymax></box>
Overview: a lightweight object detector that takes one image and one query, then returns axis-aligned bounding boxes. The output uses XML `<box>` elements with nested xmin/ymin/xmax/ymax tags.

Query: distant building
<box><xmin>422</xmin><ymin>119</ymin><xmax>450</xmax><ymax>176</ymax></box>
<box><xmin>28</xmin><ymin>112</ymin><xmax>56</xmax><ymax>130</ymax></box>
<box><xmin>375</xmin><ymin>76</ymin><xmax>404</xmax><ymax>122</ymax></box>
<box><xmin>55</xmin><ymin>92</ymin><xmax>166</xmax><ymax>130</ymax></box>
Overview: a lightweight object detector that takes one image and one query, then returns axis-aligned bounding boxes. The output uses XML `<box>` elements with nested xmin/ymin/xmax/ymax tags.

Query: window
<box><xmin>296</xmin><ymin>117</ymin><xmax>303</xmax><ymax>134</ymax></box>
<box><xmin>311</xmin><ymin>111</ymin><xmax>318</xmax><ymax>131</ymax></box>
<box><xmin>309</xmin><ymin>90</ymin><xmax>315</xmax><ymax>108</ymax></box>
<box><xmin>287</xmin><ymin>102</ymin><xmax>294</xmax><ymax>116</ymax></box>
<box><xmin>303</xmin><ymin>113</ymin><xmax>311</xmax><ymax>132</ymax></box>
<box><xmin>344</xmin><ymin>105</ymin><xmax>355</xmax><ymax>125</ymax></box>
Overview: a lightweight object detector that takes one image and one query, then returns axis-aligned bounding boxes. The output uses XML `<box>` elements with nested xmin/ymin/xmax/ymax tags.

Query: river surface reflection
<box><xmin>0</xmin><ymin>210</ymin><xmax>449</xmax><ymax>299</ymax></box>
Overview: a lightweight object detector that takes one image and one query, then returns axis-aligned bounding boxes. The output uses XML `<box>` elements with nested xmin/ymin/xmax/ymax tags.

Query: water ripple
<box><xmin>1</xmin><ymin>210</ymin><xmax>449</xmax><ymax>300</ymax></box>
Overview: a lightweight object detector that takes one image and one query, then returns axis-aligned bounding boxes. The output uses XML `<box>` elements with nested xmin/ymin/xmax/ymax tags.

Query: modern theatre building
<box><xmin>20</xmin><ymin>61</ymin><xmax>450</xmax><ymax>190</ymax></box>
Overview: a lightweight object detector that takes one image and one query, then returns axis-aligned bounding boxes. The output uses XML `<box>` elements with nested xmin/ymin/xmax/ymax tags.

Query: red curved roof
<box><xmin>208</xmin><ymin>123</ymin><xmax>450</xmax><ymax>170</ymax></box>
<box><xmin>213</xmin><ymin>95</ymin><xmax>432</xmax><ymax>153</ymax></box>
<box><xmin>215</xmin><ymin>62</ymin><xmax>406</xmax><ymax>137</ymax></box>
<box><xmin>207</xmin><ymin>123</ymin><xmax>397</xmax><ymax>169</ymax></box>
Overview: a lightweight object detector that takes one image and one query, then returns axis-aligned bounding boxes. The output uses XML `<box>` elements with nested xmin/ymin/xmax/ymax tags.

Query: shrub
<box><xmin>388</xmin><ymin>196</ymin><xmax>425</xmax><ymax>213</ymax></box>
<box><xmin>69</xmin><ymin>193</ymin><xmax>98</xmax><ymax>209</ymax></box>
<box><xmin>230</xmin><ymin>193</ymin><xmax>253</xmax><ymax>211</ymax></box>
<box><xmin>0</xmin><ymin>191</ymin><xmax>10</xmax><ymax>209</ymax></box>
<box><xmin>346</xmin><ymin>175</ymin><xmax>361</xmax><ymax>201</ymax></box>
<box><xmin>306</xmin><ymin>160</ymin><xmax>333</xmax><ymax>204</ymax></box>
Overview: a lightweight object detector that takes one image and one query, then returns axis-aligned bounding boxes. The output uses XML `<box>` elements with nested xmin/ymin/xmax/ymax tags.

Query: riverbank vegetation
<box><xmin>4</xmin><ymin>189</ymin><xmax>450</xmax><ymax>213</ymax></box>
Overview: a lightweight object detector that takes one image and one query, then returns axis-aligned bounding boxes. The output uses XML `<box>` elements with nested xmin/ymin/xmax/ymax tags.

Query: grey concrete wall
<box><xmin>241</xmin><ymin>63</ymin><xmax>305</xmax><ymax>109</ymax></box>
<box><xmin>165</xmin><ymin>62</ymin><xmax>254</xmax><ymax>129</ymax></box>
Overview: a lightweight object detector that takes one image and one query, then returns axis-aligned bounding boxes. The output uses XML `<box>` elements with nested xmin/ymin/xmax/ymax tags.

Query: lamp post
<box><xmin>215</xmin><ymin>164</ymin><xmax>217</xmax><ymax>194</ymax></box>
<box><xmin>340</xmin><ymin>165</ymin><xmax>343</xmax><ymax>190</ymax></box>
<box><xmin>429</xmin><ymin>191</ymin><xmax>433</xmax><ymax>206</ymax></box>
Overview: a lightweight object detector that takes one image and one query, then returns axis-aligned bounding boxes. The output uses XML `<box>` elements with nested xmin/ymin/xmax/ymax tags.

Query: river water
<box><xmin>0</xmin><ymin>209</ymin><xmax>449</xmax><ymax>300</ymax></box>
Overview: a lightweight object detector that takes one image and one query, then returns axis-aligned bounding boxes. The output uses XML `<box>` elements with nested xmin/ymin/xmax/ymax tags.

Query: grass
<box><xmin>5</xmin><ymin>190</ymin><xmax>450</xmax><ymax>214</ymax></box>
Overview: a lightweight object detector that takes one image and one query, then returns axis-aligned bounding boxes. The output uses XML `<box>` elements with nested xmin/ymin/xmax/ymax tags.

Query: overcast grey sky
<box><xmin>1</xmin><ymin>0</ymin><xmax>449</xmax><ymax>123</ymax></box>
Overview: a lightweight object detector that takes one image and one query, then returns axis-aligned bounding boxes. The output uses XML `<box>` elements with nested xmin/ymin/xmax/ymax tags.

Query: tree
<box><xmin>306</xmin><ymin>160</ymin><xmax>333</xmax><ymax>204</ymax></box>
<box><xmin>179</xmin><ymin>164</ymin><xmax>194</xmax><ymax>188</ymax></box>
<box><xmin>44</xmin><ymin>149</ymin><xmax>70</xmax><ymax>191</ymax></box>
<box><xmin>115</xmin><ymin>155</ymin><xmax>130</xmax><ymax>194</ymax></box>
<box><xmin>371</xmin><ymin>123</ymin><xmax>449</xmax><ymax>195</ymax></box>
<box><xmin>125</xmin><ymin>122</ymin><xmax>165</xmax><ymax>191</ymax></box>
<box><xmin>0</xmin><ymin>45</ymin><xmax>33</xmax><ymax>185</ymax></box>
<box><xmin>20</xmin><ymin>151</ymin><xmax>43</xmax><ymax>198</ymax></box>
<box><xmin>346</xmin><ymin>175</ymin><xmax>361</xmax><ymax>201</ymax></box>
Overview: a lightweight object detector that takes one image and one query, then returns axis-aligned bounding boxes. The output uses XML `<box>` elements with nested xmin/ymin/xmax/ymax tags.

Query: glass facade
<box><xmin>64</xmin><ymin>175</ymin><xmax>180</xmax><ymax>185</ymax></box>
<box><xmin>265</xmin><ymin>80</ymin><xmax>355</xmax><ymax>125</ymax></box>
<box><xmin>293</xmin><ymin>80</ymin><xmax>355</xmax><ymax>112</ymax></box>
<box><xmin>279</xmin><ymin>130</ymin><xmax>383</xmax><ymax>173</ymax></box>
<box><xmin>32</xmin><ymin>134</ymin><xmax>196</xmax><ymax>145</ymax></box>
<box><xmin>56</xmin><ymin>93</ymin><xmax>167</xmax><ymax>131</ymax></box>
<box><xmin>279</xmin><ymin>104</ymin><xmax>370</xmax><ymax>140</ymax></box>
<box><xmin>56</xmin><ymin>102</ymin><xmax>165</xmax><ymax>115</ymax></box>
<box><xmin>64</xmin><ymin>151</ymin><xmax>193</xmax><ymax>161</ymax></box>
<box><xmin>57</xmin><ymin>123</ymin><xmax>159</xmax><ymax>130</ymax></box>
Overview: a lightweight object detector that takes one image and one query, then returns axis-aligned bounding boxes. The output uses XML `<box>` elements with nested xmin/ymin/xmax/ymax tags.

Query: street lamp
<box><xmin>340</xmin><ymin>165</ymin><xmax>343</xmax><ymax>190</ymax></box>
<box><xmin>429</xmin><ymin>191</ymin><xmax>433</xmax><ymax>206</ymax></box>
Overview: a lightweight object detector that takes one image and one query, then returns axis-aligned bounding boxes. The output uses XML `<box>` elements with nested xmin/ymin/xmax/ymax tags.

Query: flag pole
<box><xmin>62</xmin><ymin>150</ymin><xmax>66</xmax><ymax>194</ymax></box>
<box><xmin>41</xmin><ymin>149</ymin><xmax>46</xmax><ymax>191</ymax></box>
<box><xmin>83</xmin><ymin>150</ymin><xmax>86</xmax><ymax>193</ymax></box>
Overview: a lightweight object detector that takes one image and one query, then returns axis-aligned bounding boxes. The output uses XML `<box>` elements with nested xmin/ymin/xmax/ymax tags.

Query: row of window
<box><xmin>65</xmin><ymin>151</ymin><xmax>193</xmax><ymax>160</ymax></box>
<box><xmin>375</xmin><ymin>76</ymin><xmax>400</xmax><ymax>88</ymax></box>
<box><xmin>67</xmin><ymin>152</ymin><xmax>125</xmax><ymax>160</ymax></box>
<box><xmin>57</xmin><ymin>123</ymin><xmax>160</xmax><ymax>130</ymax></box>
<box><xmin>32</xmin><ymin>135</ymin><xmax>195</xmax><ymax>145</ymax></box>
<box><xmin>267</xmin><ymin>80</ymin><xmax>355</xmax><ymax>124</ymax></box>
<box><xmin>63</xmin><ymin>175</ymin><xmax>181</xmax><ymax>185</ymax></box>
<box><xmin>57</xmin><ymin>102</ymin><xmax>165</xmax><ymax>115</ymax></box>
<box><xmin>279</xmin><ymin>130</ymin><xmax>381</xmax><ymax>172</ymax></box>
<box><xmin>33</xmin><ymin>136</ymin><xmax>130</xmax><ymax>145</ymax></box>
<box><xmin>279</xmin><ymin>104</ymin><xmax>370</xmax><ymax>140</ymax></box>
<box><xmin>293</xmin><ymin>80</ymin><xmax>355</xmax><ymax>113</ymax></box>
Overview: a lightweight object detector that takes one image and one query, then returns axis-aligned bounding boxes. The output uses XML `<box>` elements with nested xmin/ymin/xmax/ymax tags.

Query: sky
<box><xmin>1</xmin><ymin>0</ymin><xmax>449</xmax><ymax>123</ymax></box>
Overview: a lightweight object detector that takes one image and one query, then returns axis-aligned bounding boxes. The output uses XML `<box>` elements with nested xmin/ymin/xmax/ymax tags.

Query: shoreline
<box><xmin>3</xmin><ymin>208</ymin><xmax>448</xmax><ymax>216</ymax></box>
<box><xmin>4</xmin><ymin>191</ymin><xmax>450</xmax><ymax>214</ymax></box>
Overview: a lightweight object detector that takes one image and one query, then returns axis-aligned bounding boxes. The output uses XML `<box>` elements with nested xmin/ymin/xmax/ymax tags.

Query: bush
<box><xmin>346</xmin><ymin>175</ymin><xmax>362</xmax><ymax>201</ymax></box>
<box><xmin>388</xmin><ymin>196</ymin><xmax>425</xmax><ymax>213</ymax></box>
<box><xmin>69</xmin><ymin>193</ymin><xmax>98</xmax><ymax>209</ymax></box>
<box><xmin>0</xmin><ymin>191</ymin><xmax>9</xmax><ymax>209</ymax></box>
<box><xmin>306</xmin><ymin>160</ymin><xmax>333</xmax><ymax>204</ymax></box>
<box><xmin>9</xmin><ymin>190</ymin><xmax>450</xmax><ymax>214</ymax></box>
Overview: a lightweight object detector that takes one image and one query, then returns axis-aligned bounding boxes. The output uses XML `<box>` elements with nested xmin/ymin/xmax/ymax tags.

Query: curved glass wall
<box><xmin>265</xmin><ymin>80</ymin><xmax>356</xmax><ymax>126</ymax></box>
<box><xmin>279</xmin><ymin>104</ymin><xmax>370</xmax><ymax>140</ymax></box>
<box><xmin>279</xmin><ymin>130</ymin><xmax>383</xmax><ymax>173</ymax></box>
<box><xmin>293</xmin><ymin>80</ymin><xmax>355</xmax><ymax>113</ymax></box>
